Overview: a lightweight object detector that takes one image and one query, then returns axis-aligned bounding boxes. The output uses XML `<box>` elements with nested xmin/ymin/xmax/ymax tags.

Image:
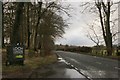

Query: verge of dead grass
<box><xmin>2</xmin><ymin>50</ymin><xmax>57</xmax><ymax>76</ymax></box>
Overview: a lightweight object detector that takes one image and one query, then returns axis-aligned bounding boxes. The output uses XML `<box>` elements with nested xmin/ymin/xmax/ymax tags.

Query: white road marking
<box><xmin>115</xmin><ymin>67</ymin><xmax>120</xmax><ymax>70</ymax></box>
<box><xmin>75</xmin><ymin>67</ymin><xmax>78</xmax><ymax>71</ymax></box>
<box><xmin>71</xmin><ymin>65</ymin><xmax>74</xmax><ymax>67</ymax></box>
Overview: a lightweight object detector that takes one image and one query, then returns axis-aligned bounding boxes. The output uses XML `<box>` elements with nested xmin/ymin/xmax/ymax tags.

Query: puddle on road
<box><xmin>30</xmin><ymin>57</ymin><xmax>87</xmax><ymax>78</ymax></box>
<box><xmin>65</xmin><ymin>68</ymin><xmax>85</xmax><ymax>78</ymax></box>
<box><xmin>58</xmin><ymin>57</ymin><xmax>86</xmax><ymax>78</ymax></box>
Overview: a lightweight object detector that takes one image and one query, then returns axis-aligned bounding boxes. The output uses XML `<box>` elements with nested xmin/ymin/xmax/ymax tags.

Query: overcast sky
<box><xmin>55</xmin><ymin>1</ymin><xmax>118</xmax><ymax>46</ymax></box>
<box><xmin>55</xmin><ymin>2</ymin><xmax>97</xmax><ymax>46</ymax></box>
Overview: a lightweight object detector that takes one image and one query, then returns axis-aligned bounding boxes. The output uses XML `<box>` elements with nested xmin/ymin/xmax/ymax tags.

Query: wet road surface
<box><xmin>2</xmin><ymin>56</ymin><xmax>88</xmax><ymax>79</ymax></box>
<box><xmin>29</xmin><ymin>57</ymin><xmax>88</xmax><ymax>79</ymax></box>
<box><xmin>56</xmin><ymin>51</ymin><xmax>120</xmax><ymax>79</ymax></box>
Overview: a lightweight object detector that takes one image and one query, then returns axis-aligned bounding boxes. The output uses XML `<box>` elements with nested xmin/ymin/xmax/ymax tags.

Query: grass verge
<box><xmin>2</xmin><ymin>49</ymin><xmax>57</xmax><ymax>77</ymax></box>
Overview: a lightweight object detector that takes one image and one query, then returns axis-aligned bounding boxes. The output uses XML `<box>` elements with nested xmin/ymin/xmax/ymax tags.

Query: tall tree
<box><xmin>39</xmin><ymin>10</ymin><xmax>67</xmax><ymax>56</ymax></box>
<box><xmin>0</xmin><ymin>1</ymin><xmax>2</xmax><ymax>48</ymax></box>
<box><xmin>3</xmin><ymin>1</ymin><xmax>68</xmax><ymax>57</ymax></box>
<box><xmin>34</xmin><ymin>2</ymin><xmax>43</xmax><ymax>51</ymax></box>
<box><xmin>95</xmin><ymin>0</ymin><xmax>112</xmax><ymax>56</ymax></box>
<box><xmin>80</xmin><ymin>0</ymin><xmax>118</xmax><ymax>56</ymax></box>
<box><xmin>11</xmin><ymin>2</ymin><xmax>24</xmax><ymax>45</ymax></box>
<box><xmin>27</xmin><ymin>2</ymin><xmax>30</xmax><ymax>48</ymax></box>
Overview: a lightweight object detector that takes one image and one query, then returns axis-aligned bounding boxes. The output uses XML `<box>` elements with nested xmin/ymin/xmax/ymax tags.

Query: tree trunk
<box><xmin>27</xmin><ymin>3</ymin><xmax>30</xmax><ymax>49</ymax></box>
<box><xmin>2</xmin><ymin>3</ymin><xmax>4</xmax><ymax>48</ymax></box>
<box><xmin>105</xmin><ymin>2</ymin><xmax>112</xmax><ymax>56</ymax></box>
<box><xmin>11</xmin><ymin>3</ymin><xmax>24</xmax><ymax>45</ymax></box>
<box><xmin>97</xmin><ymin>2</ymin><xmax>112</xmax><ymax>56</ymax></box>
<box><xmin>34</xmin><ymin>2</ymin><xmax>42</xmax><ymax>51</ymax></box>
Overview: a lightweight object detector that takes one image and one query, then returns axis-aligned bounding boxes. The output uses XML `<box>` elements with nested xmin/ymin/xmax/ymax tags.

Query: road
<box><xmin>29</xmin><ymin>59</ymin><xmax>86</xmax><ymax>79</ymax></box>
<box><xmin>56</xmin><ymin>51</ymin><xmax>120</xmax><ymax>79</ymax></box>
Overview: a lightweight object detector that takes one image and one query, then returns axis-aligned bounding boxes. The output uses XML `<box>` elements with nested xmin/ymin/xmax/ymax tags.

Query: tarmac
<box><xmin>29</xmin><ymin>57</ymin><xmax>88</xmax><ymax>79</ymax></box>
<box><xmin>2</xmin><ymin>57</ymin><xmax>88</xmax><ymax>80</ymax></box>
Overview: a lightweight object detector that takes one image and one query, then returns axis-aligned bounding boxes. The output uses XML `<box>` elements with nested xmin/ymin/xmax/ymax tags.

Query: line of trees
<box><xmin>2</xmin><ymin>1</ymin><xmax>68</xmax><ymax>56</ymax></box>
<box><xmin>56</xmin><ymin>44</ymin><xmax>92</xmax><ymax>53</ymax></box>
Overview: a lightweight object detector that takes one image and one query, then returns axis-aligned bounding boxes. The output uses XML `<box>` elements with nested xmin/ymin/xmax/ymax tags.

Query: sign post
<box><xmin>6</xmin><ymin>44</ymin><xmax>25</xmax><ymax>66</ymax></box>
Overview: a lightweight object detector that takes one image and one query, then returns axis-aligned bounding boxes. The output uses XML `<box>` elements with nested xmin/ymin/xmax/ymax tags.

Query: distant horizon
<box><xmin>55</xmin><ymin>43</ymin><xmax>94</xmax><ymax>47</ymax></box>
<box><xmin>55</xmin><ymin>43</ymin><xmax>119</xmax><ymax>47</ymax></box>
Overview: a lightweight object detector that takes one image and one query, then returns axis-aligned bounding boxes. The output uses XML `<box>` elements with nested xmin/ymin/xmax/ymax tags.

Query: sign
<box><xmin>6</xmin><ymin>45</ymin><xmax>25</xmax><ymax>66</ymax></box>
<box><xmin>13</xmin><ymin>47</ymin><xmax>24</xmax><ymax>54</ymax></box>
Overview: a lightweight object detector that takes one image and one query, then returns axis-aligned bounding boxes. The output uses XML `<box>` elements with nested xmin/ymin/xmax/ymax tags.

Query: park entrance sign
<box><xmin>6</xmin><ymin>44</ymin><xmax>25</xmax><ymax>66</ymax></box>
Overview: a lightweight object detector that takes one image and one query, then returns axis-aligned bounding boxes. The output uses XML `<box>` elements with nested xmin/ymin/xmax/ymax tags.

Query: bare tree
<box><xmin>80</xmin><ymin>0</ymin><xmax>119</xmax><ymax>56</ymax></box>
<box><xmin>3</xmin><ymin>1</ymin><xmax>69</xmax><ymax>57</ymax></box>
<box><xmin>11</xmin><ymin>2</ymin><xmax>24</xmax><ymax>45</ymax></box>
<box><xmin>87</xmin><ymin>24</ymin><xmax>100</xmax><ymax>46</ymax></box>
<box><xmin>95</xmin><ymin>0</ymin><xmax>112</xmax><ymax>56</ymax></box>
